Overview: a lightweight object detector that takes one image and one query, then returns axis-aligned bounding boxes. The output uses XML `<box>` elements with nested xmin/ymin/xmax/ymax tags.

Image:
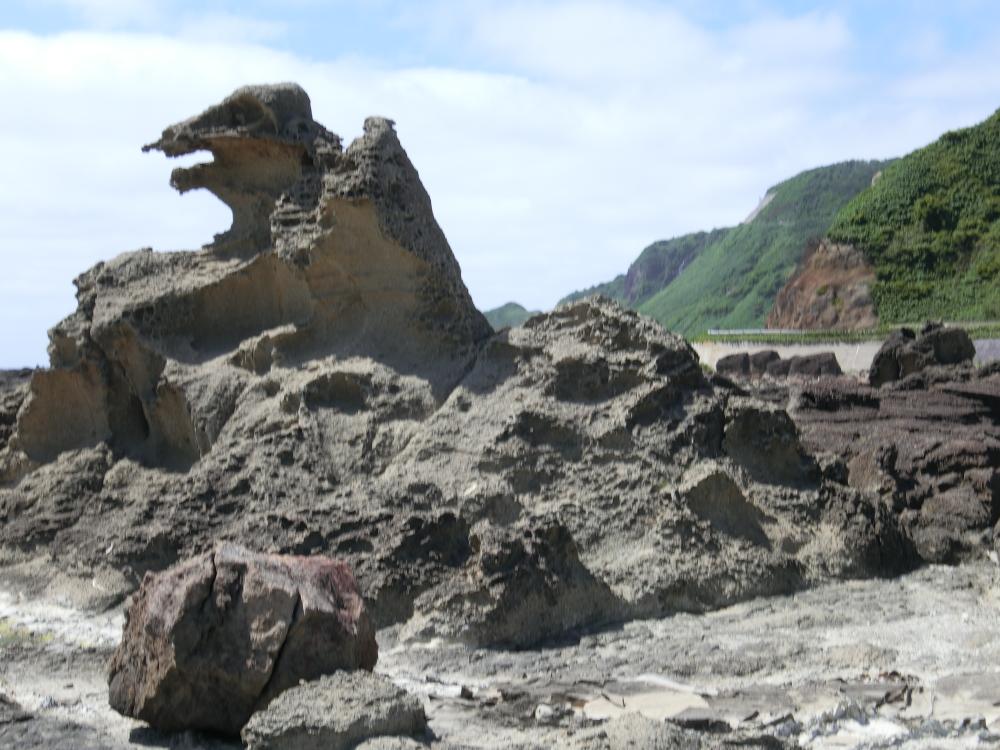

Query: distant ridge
<box><xmin>559</xmin><ymin>160</ymin><xmax>887</xmax><ymax>335</ymax></box>
<box><xmin>483</xmin><ymin>301</ymin><xmax>540</xmax><ymax>330</ymax></box>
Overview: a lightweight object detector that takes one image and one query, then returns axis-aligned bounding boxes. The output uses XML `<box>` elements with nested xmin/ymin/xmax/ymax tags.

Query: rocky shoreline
<box><xmin>2</xmin><ymin>84</ymin><xmax>998</xmax><ymax>748</ymax></box>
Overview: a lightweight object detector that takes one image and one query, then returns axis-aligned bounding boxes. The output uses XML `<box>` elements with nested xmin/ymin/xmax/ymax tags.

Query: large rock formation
<box><xmin>0</xmin><ymin>84</ymin><xmax>945</xmax><ymax>652</ymax></box>
<box><xmin>767</xmin><ymin>239</ymin><xmax>877</xmax><ymax>330</ymax></box>
<box><xmin>107</xmin><ymin>544</ymin><xmax>376</xmax><ymax>734</ymax></box>
<box><xmin>0</xmin><ymin>83</ymin><xmax>490</xmax><ymax>484</ymax></box>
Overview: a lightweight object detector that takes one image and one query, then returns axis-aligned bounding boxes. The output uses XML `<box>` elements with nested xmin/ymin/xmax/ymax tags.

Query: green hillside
<box><xmin>828</xmin><ymin>109</ymin><xmax>1000</xmax><ymax>322</ymax></box>
<box><xmin>638</xmin><ymin>160</ymin><xmax>887</xmax><ymax>335</ymax></box>
<box><xmin>483</xmin><ymin>302</ymin><xmax>539</xmax><ymax>330</ymax></box>
<box><xmin>559</xmin><ymin>228</ymin><xmax>731</xmax><ymax>308</ymax></box>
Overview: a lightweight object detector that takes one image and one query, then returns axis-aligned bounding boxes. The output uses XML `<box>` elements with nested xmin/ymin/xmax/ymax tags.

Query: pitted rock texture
<box><xmin>241</xmin><ymin>671</ymin><xmax>426</xmax><ymax>750</ymax></box>
<box><xmin>790</xmin><ymin>366</ymin><xmax>1000</xmax><ymax>563</ymax></box>
<box><xmin>107</xmin><ymin>544</ymin><xmax>376</xmax><ymax>734</ymax></box>
<box><xmin>0</xmin><ymin>85</ymin><xmax>927</xmax><ymax>652</ymax></box>
<box><xmin>0</xmin><ymin>82</ymin><xmax>490</xmax><ymax>485</ymax></box>
<box><xmin>0</xmin><ymin>370</ymin><xmax>31</xmax><ymax>456</ymax></box>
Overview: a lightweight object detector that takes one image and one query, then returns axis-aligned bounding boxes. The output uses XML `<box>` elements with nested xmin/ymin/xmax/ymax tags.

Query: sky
<box><xmin>2</xmin><ymin>1</ymin><xmax>1000</xmax><ymax>367</ymax></box>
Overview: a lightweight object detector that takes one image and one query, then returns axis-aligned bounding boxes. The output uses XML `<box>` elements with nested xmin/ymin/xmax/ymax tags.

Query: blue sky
<box><xmin>2</xmin><ymin>1</ymin><xmax>1000</xmax><ymax>366</ymax></box>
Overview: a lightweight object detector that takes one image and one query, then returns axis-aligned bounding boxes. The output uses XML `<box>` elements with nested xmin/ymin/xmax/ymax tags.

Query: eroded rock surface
<box><xmin>869</xmin><ymin>323</ymin><xmax>976</xmax><ymax>387</ymax></box>
<box><xmin>107</xmin><ymin>544</ymin><xmax>376</xmax><ymax>734</ymax></box>
<box><xmin>0</xmin><ymin>84</ymin><xmax>949</xmax><ymax>656</ymax></box>
<box><xmin>241</xmin><ymin>671</ymin><xmax>426</xmax><ymax>750</ymax></box>
<box><xmin>791</xmin><ymin>366</ymin><xmax>1000</xmax><ymax>563</ymax></box>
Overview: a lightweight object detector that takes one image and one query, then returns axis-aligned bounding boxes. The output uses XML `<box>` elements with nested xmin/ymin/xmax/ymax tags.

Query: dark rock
<box><xmin>869</xmin><ymin>324</ymin><xmax>975</xmax><ymax>386</ymax></box>
<box><xmin>241</xmin><ymin>671</ymin><xmax>426</xmax><ymax>750</ymax></box>
<box><xmin>723</xmin><ymin>400</ymin><xmax>818</xmax><ymax>486</ymax></box>
<box><xmin>107</xmin><ymin>544</ymin><xmax>377</xmax><ymax>735</ymax></box>
<box><xmin>792</xmin><ymin>372</ymin><xmax>1000</xmax><ymax>562</ymax></box>
<box><xmin>716</xmin><ymin>353</ymin><xmax>750</xmax><ymax>377</ymax></box>
<box><xmin>749</xmin><ymin>350</ymin><xmax>780</xmax><ymax>375</ymax></box>
<box><xmin>765</xmin><ymin>358</ymin><xmax>792</xmax><ymax>378</ymax></box>
<box><xmin>787</xmin><ymin>352</ymin><xmax>842</xmax><ymax>377</ymax></box>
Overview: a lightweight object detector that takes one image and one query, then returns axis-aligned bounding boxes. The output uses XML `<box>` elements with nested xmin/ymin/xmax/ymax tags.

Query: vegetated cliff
<box><xmin>561</xmin><ymin>161</ymin><xmax>885</xmax><ymax>336</ymax></box>
<box><xmin>558</xmin><ymin>228</ymin><xmax>730</xmax><ymax>309</ymax></box>
<box><xmin>766</xmin><ymin>239</ymin><xmax>877</xmax><ymax>330</ymax></box>
<box><xmin>0</xmin><ymin>85</ymin><xmax>994</xmax><ymax>654</ymax></box>
<box><xmin>638</xmin><ymin>160</ymin><xmax>887</xmax><ymax>335</ymax></box>
<box><xmin>826</xmin><ymin>107</ymin><xmax>1000</xmax><ymax>323</ymax></box>
<box><xmin>483</xmin><ymin>302</ymin><xmax>540</xmax><ymax>330</ymax></box>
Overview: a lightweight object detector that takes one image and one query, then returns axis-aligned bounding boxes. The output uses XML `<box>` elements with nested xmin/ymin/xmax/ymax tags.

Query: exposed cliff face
<box><xmin>767</xmin><ymin>239</ymin><xmax>877</xmax><ymax>330</ymax></box>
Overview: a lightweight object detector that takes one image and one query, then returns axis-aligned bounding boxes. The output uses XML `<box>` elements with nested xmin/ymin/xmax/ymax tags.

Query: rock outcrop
<box><xmin>0</xmin><ymin>84</ymin><xmax>943</xmax><ymax>655</ymax></box>
<box><xmin>869</xmin><ymin>323</ymin><xmax>976</xmax><ymax>387</ymax></box>
<box><xmin>790</xmin><ymin>366</ymin><xmax>1000</xmax><ymax>563</ymax></box>
<box><xmin>107</xmin><ymin>544</ymin><xmax>376</xmax><ymax>734</ymax></box>
<box><xmin>241</xmin><ymin>672</ymin><xmax>427</xmax><ymax>750</ymax></box>
<box><xmin>0</xmin><ymin>82</ymin><xmax>490</xmax><ymax>485</ymax></box>
<box><xmin>767</xmin><ymin>239</ymin><xmax>877</xmax><ymax>330</ymax></box>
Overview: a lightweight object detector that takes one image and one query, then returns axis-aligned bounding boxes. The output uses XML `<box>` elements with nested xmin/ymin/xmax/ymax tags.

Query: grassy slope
<box><xmin>638</xmin><ymin>160</ymin><xmax>887</xmax><ymax>335</ymax></box>
<box><xmin>483</xmin><ymin>302</ymin><xmax>540</xmax><ymax>330</ymax></box>
<box><xmin>559</xmin><ymin>229</ymin><xmax>730</xmax><ymax>308</ymax></box>
<box><xmin>828</xmin><ymin>109</ymin><xmax>1000</xmax><ymax>322</ymax></box>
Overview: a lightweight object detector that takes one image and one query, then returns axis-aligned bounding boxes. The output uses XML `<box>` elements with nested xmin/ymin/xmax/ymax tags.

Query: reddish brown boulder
<box><xmin>107</xmin><ymin>544</ymin><xmax>377</xmax><ymax>735</ymax></box>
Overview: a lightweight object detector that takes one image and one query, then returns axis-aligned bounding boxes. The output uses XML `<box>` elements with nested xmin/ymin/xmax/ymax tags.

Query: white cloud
<box><xmin>1</xmin><ymin>4</ymin><xmax>999</xmax><ymax>367</ymax></box>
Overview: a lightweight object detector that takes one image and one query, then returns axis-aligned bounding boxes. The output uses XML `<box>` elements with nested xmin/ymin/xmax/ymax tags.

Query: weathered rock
<box><xmin>792</xmin><ymin>370</ymin><xmax>1000</xmax><ymax>563</ymax></box>
<box><xmin>0</xmin><ymin>693</ymin><xmax>29</xmax><ymax>726</ymax></box>
<box><xmin>749</xmin><ymin>350</ymin><xmax>780</xmax><ymax>375</ymax></box>
<box><xmin>0</xmin><ymin>82</ymin><xmax>491</xmax><ymax>487</ymax></box>
<box><xmin>0</xmin><ymin>86</ymin><xmax>918</xmax><ymax>656</ymax></box>
<box><xmin>765</xmin><ymin>358</ymin><xmax>792</xmax><ymax>378</ymax></box>
<box><xmin>573</xmin><ymin>714</ymin><xmax>700</xmax><ymax>749</ymax></box>
<box><xmin>869</xmin><ymin>323</ymin><xmax>976</xmax><ymax>387</ymax></box>
<box><xmin>787</xmin><ymin>352</ymin><xmax>842</xmax><ymax>377</ymax></box>
<box><xmin>107</xmin><ymin>544</ymin><xmax>376</xmax><ymax>734</ymax></box>
<box><xmin>241</xmin><ymin>671</ymin><xmax>426</xmax><ymax>750</ymax></box>
<box><xmin>404</xmin><ymin>517</ymin><xmax>623</xmax><ymax>647</ymax></box>
<box><xmin>715</xmin><ymin>353</ymin><xmax>750</xmax><ymax>377</ymax></box>
<box><xmin>723</xmin><ymin>351</ymin><xmax>841</xmax><ymax>380</ymax></box>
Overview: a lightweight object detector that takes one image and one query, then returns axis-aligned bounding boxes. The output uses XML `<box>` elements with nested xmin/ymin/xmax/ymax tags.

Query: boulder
<box><xmin>749</xmin><ymin>350</ymin><xmax>780</xmax><ymax>375</ymax></box>
<box><xmin>241</xmin><ymin>671</ymin><xmax>426</xmax><ymax>750</ymax></box>
<box><xmin>787</xmin><ymin>352</ymin><xmax>842</xmax><ymax>377</ymax></box>
<box><xmin>107</xmin><ymin>544</ymin><xmax>377</xmax><ymax>735</ymax></box>
<box><xmin>765</xmin><ymin>358</ymin><xmax>792</xmax><ymax>377</ymax></box>
<box><xmin>716</xmin><ymin>353</ymin><xmax>750</xmax><ymax>377</ymax></box>
<box><xmin>869</xmin><ymin>323</ymin><xmax>975</xmax><ymax>386</ymax></box>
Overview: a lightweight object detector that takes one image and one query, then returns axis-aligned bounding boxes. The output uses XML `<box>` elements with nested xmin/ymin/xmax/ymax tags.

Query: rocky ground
<box><xmin>2</xmin><ymin>560</ymin><xmax>999</xmax><ymax>748</ymax></box>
